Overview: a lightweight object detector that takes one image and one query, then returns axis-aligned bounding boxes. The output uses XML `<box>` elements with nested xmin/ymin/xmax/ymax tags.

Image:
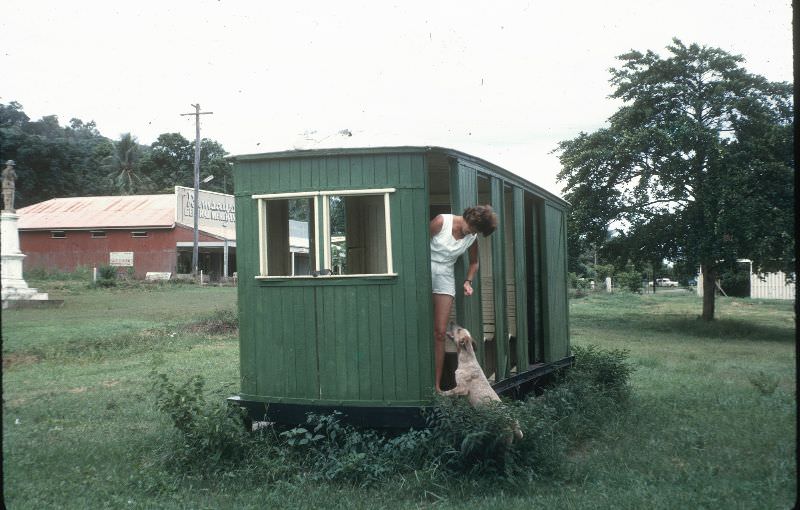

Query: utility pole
<box><xmin>180</xmin><ymin>104</ymin><xmax>213</xmax><ymax>277</ymax></box>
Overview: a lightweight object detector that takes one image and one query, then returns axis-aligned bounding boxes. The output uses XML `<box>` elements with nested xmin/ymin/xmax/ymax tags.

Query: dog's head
<box><xmin>446</xmin><ymin>321</ymin><xmax>476</xmax><ymax>353</ymax></box>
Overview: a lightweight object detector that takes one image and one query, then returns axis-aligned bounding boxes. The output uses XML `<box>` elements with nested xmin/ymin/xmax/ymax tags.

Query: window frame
<box><xmin>90</xmin><ymin>230</ymin><xmax>107</xmax><ymax>239</ymax></box>
<box><xmin>252</xmin><ymin>188</ymin><xmax>396</xmax><ymax>279</ymax></box>
<box><xmin>51</xmin><ymin>230</ymin><xmax>66</xmax><ymax>239</ymax></box>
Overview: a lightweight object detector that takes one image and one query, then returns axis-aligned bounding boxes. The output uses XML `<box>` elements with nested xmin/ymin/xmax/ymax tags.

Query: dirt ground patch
<box><xmin>3</xmin><ymin>353</ymin><xmax>41</xmax><ymax>369</ymax></box>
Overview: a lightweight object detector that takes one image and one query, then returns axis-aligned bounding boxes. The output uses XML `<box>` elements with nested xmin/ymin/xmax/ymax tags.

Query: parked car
<box><xmin>656</xmin><ymin>278</ymin><xmax>679</xmax><ymax>287</ymax></box>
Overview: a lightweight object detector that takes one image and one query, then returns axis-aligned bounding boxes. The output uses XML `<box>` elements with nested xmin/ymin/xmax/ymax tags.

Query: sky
<box><xmin>0</xmin><ymin>1</ymin><xmax>793</xmax><ymax>196</ymax></box>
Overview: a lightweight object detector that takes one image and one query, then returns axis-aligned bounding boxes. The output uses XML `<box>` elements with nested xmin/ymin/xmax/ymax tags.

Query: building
<box><xmin>697</xmin><ymin>260</ymin><xmax>796</xmax><ymax>300</ymax></box>
<box><xmin>17</xmin><ymin>186</ymin><xmax>237</xmax><ymax>280</ymax></box>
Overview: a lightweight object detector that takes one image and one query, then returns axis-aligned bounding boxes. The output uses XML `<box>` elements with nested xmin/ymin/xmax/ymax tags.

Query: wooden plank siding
<box><xmin>235</xmin><ymin>152</ymin><xmax>433</xmax><ymax>405</ymax></box>
<box><xmin>451</xmin><ymin>161</ymin><xmax>483</xmax><ymax>363</ymax></box>
<box><xmin>542</xmin><ymin>201</ymin><xmax>570</xmax><ymax>361</ymax></box>
<box><xmin>232</xmin><ymin>147</ymin><xmax>570</xmax><ymax>413</ymax></box>
<box><xmin>490</xmin><ymin>177</ymin><xmax>509</xmax><ymax>381</ymax></box>
<box><xmin>528</xmin><ymin>196</ymin><xmax>545</xmax><ymax>363</ymax></box>
<box><xmin>512</xmin><ymin>187</ymin><xmax>530</xmax><ymax>372</ymax></box>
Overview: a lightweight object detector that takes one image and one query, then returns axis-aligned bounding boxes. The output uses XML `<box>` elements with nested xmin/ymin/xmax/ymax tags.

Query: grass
<box><xmin>2</xmin><ymin>281</ymin><xmax>796</xmax><ymax>509</ymax></box>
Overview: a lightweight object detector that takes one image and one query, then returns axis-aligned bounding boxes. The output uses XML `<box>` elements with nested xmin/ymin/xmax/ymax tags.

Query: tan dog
<box><xmin>442</xmin><ymin>321</ymin><xmax>523</xmax><ymax>440</ymax></box>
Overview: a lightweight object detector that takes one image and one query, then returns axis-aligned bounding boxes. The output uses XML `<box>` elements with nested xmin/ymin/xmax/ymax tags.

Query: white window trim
<box><xmin>253</xmin><ymin>188</ymin><xmax>396</xmax><ymax>279</ymax></box>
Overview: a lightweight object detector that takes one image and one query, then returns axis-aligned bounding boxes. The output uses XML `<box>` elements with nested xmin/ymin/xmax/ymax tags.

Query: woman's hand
<box><xmin>463</xmin><ymin>280</ymin><xmax>473</xmax><ymax>296</ymax></box>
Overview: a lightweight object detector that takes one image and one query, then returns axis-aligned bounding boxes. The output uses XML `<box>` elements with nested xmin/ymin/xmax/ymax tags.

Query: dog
<box><xmin>441</xmin><ymin>321</ymin><xmax>523</xmax><ymax>441</ymax></box>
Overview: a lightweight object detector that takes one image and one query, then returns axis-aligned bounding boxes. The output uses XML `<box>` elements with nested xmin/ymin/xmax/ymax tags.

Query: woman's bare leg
<box><xmin>433</xmin><ymin>293</ymin><xmax>454</xmax><ymax>392</ymax></box>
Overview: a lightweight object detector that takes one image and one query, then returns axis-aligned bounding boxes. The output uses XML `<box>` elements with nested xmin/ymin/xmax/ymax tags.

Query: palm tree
<box><xmin>103</xmin><ymin>133</ymin><xmax>152</xmax><ymax>194</ymax></box>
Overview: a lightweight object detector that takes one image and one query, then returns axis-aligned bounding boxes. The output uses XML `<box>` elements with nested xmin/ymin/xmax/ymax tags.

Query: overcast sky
<box><xmin>1</xmin><ymin>1</ymin><xmax>793</xmax><ymax>196</ymax></box>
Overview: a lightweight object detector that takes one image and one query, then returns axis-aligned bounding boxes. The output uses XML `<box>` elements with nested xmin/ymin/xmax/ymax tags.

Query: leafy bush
<box><xmin>423</xmin><ymin>396</ymin><xmax>532</xmax><ymax>477</ymax></box>
<box><xmin>148</xmin><ymin>346</ymin><xmax>634</xmax><ymax>486</ymax></box>
<box><xmin>615</xmin><ymin>270</ymin><xmax>643</xmax><ymax>293</ymax></box>
<box><xmin>569</xmin><ymin>272</ymin><xmax>590</xmax><ymax>298</ymax></box>
<box><xmin>151</xmin><ymin>372</ymin><xmax>250</xmax><ymax>468</ymax></box>
<box><xmin>571</xmin><ymin>344</ymin><xmax>633</xmax><ymax>400</ymax></box>
<box><xmin>541</xmin><ymin>345</ymin><xmax>634</xmax><ymax>441</ymax></box>
<box><xmin>93</xmin><ymin>265</ymin><xmax>118</xmax><ymax>287</ymax></box>
<box><xmin>719</xmin><ymin>267</ymin><xmax>751</xmax><ymax>297</ymax></box>
<box><xmin>594</xmin><ymin>264</ymin><xmax>615</xmax><ymax>280</ymax></box>
<box><xmin>25</xmin><ymin>265</ymin><xmax>93</xmax><ymax>281</ymax></box>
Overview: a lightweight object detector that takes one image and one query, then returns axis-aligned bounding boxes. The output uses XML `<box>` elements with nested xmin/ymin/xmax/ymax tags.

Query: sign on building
<box><xmin>109</xmin><ymin>251</ymin><xmax>134</xmax><ymax>267</ymax></box>
<box><xmin>175</xmin><ymin>186</ymin><xmax>236</xmax><ymax>234</ymax></box>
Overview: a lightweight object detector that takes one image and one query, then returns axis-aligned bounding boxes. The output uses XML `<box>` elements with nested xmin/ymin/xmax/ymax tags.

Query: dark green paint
<box><xmin>490</xmin><ymin>177</ymin><xmax>508</xmax><ymax>380</ymax></box>
<box><xmin>233</xmin><ymin>147</ymin><xmax>569</xmax><ymax>411</ymax></box>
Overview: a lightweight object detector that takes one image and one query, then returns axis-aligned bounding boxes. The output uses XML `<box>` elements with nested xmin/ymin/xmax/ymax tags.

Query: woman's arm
<box><xmin>429</xmin><ymin>214</ymin><xmax>444</xmax><ymax>238</ymax></box>
<box><xmin>464</xmin><ymin>241</ymin><xmax>479</xmax><ymax>296</ymax></box>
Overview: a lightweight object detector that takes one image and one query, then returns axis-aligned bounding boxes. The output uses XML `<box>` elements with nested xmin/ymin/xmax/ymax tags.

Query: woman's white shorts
<box><xmin>431</xmin><ymin>264</ymin><xmax>455</xmax><ymax>297</ymax></box>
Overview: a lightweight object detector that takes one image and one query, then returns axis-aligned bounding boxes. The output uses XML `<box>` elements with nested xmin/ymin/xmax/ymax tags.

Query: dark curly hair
<box><xmin>463</xmin><ymin>205</ymin><xmax>497</xmax><ymax>236</ymax></box>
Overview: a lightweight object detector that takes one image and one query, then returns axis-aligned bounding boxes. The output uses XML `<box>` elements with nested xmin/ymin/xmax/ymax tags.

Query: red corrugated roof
<box><xmin>17</xmin><ymin>195</ymin><xmax>176</xmax><ymax>230</ymax></box>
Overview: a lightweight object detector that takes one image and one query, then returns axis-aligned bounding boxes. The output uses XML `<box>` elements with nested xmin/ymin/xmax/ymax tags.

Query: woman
<box><xmin>430</xmin><ymin>205</ymin><xmax>497</xmax><ymax>392</ymax></box>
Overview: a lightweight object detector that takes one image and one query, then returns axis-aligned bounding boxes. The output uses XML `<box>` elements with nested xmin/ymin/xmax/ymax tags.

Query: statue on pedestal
<box><xmin>2</xmin><ymin>160</ymin><xmax>17</xmax><ymax>213</ymax></box>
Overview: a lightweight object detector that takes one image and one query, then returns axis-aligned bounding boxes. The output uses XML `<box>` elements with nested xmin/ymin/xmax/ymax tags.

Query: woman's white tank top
<box><xmin>430</xmin><ymin>214</ymin><xmax>477</xmax><ymax>270</ymax></box>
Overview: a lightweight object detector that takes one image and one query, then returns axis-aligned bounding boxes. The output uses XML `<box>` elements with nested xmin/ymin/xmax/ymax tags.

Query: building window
<box><xmin>51</xmin><ymin>231</ymin><xmax>66</xmax><ymax>239</ymax></box>
<box><xmin>91</xmin><ymin>230</ymin><xmax>106</xmax><ymax>238</ymax></box>
<box><xmin>131</xmin><ymin>231</ymin><xmax>148</xmax><ymax>238</ymax></box>
<box><xmin>253</xmin><ymin>188</ymin><xmax>395</xmax><ymax>278</ymax></box>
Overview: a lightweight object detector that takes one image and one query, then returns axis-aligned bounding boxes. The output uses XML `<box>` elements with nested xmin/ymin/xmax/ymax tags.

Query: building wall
<box><xmin>20</xmin><ymin>226</ymin><xmax>221</xmax><ymax>278</ymax></box>
<box><xmin>751</xmin><ymin>271</ymin><xmax>795</xmax><ymax>300</ymax></box>
<box><xmin>697</xmin><ymin>267</ymin><xmax>795</xmax><ymax>301</ymax></box>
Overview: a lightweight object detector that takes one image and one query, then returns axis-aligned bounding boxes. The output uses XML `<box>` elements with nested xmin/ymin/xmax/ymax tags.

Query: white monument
<box><xmin>2</xmin><ymin>160</ymin><xmax>49</xmax><ymax>307</ymax></box>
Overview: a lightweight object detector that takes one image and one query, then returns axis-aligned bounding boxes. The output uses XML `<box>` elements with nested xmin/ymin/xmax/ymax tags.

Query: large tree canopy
<box><xmin>556</xmin><ymin>39</ymin><xmax>793</xmax><ymax>320</ymax></box>
<box><xmin>0</xmin><ymin>102</ymin><xmax>232</xmax><ymax>206</ymax></box>
<box><xmin>139</xmin><ymin>134</ymin><xmax>233</xmax><ymax>194</ymax></box>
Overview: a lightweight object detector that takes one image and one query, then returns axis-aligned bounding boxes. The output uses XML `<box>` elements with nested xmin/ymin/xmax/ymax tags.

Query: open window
<box><xmin>254</xmin><ymin>189</ymin><xmax>395</xmax><ymax>278</ymax></box>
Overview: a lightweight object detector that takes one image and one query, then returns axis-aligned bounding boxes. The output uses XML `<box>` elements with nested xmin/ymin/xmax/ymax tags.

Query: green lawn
<box><xmin>2</xmin><ymin>283</ymin><xmax>795</xmax><ymax>508</ymax></box>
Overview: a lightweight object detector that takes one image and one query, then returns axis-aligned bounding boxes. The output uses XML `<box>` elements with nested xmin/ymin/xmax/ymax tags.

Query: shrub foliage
<box><xmin>149</xmin><ymin>344</ymin><xmax>633</xmax><ymax>487</ymax></box>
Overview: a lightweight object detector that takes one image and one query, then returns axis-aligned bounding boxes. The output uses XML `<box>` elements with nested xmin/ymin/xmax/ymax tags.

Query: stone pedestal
<box><xmin>2</xmin><ymin>211</ymin><xmax>49</xmax><ymax>307</ymax></box>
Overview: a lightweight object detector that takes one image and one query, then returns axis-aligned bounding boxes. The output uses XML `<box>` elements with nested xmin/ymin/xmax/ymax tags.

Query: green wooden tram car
<box><xmin>229</xmin><ymin>146</ymin><xmax>571</xmax><ymax>428</ymax></box>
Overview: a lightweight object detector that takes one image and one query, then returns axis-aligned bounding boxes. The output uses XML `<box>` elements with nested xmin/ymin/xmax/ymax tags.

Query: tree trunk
<box><xmin>652</xmin><ymin>263</ymin><xmax>658</xmax><ymax>293</ymax></box>
<box><xmin>701</xmin><ymin>263</ymin><xmax>716</xmax><ymax>321</ymax></box>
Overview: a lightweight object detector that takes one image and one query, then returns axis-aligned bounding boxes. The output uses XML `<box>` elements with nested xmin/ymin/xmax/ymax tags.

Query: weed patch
<box><xmin>186</xmin><ymin>309</ymin><xmax>238</xmax><ymax>335</ymax></box>
<box><xmin>748</xmin><ymin>371</ymin><xmax>780</xmax><ymax>396</ymax></box>
<box><xmin>146</xmin><ymin>345</ymin><xmax>634</xmax><ymax>490</ymax></box>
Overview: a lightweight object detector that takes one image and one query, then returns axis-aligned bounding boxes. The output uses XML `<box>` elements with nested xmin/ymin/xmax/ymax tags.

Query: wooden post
<box><xmin>180</xmin><ymin>104</ymin><xmax>213</xmax><ymax>276</ymax></box>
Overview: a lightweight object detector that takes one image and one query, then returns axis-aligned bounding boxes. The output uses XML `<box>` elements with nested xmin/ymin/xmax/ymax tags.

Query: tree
<box><xmin>0</xmin><ymin>103</ymin><xmax>112</xmax><ymax>206</ymax></box>
<box><xmin>604</xmin><ymin>213</ymin><xmax>680</xmax><ymax>290</ymax></box>
<box><xmin>556</xmin><ymin>39</ymin><xmax>793</xmax><ymax>320</ymax></box>
<box><xmin>103</xmin><ymin>133</ymin><xmax>153</xmax><ymax>194</ymax></box>
<box><xmin>139</xmin><ymin>134</ymin><xmax>232</xmax><ymax>194</ymax></box>
<box><xmin>139</xmin><ymin>133</ymin><xmax>194</xmax><ymax>192</ymax></box>
<box><xmin>0</xmin><ymin>101</ymin><xmax>233</xmax><ymax>204</ymax></box>
<box><xmin>197</xmin><ymin>138</ymin><xmax>233</xmax><ymax>194</ymax></box>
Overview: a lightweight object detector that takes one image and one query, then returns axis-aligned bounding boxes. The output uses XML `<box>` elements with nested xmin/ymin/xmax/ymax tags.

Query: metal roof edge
<box><xmin>19</xmin><ymin>225</ymin><xmax>175</xmax><ymax>231</ymax></box>
<box><xmin>174</xmin><ymin>222</ymin><xmax>232</xmax><ymax>241</ymax></box>
<box><xmin>228</xmin><ymin>146</ymin><xmax>429</xmax><ymax>162</ymax></box>
<box><xmin>426</xmin><ymin>146</ymin><xmax>570</xmax><ymax>208</ymax></box>
<box><xmin>229</xmin><ymin>145</ymin><xmax>569</xmax><ymax>207</ymax></box>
